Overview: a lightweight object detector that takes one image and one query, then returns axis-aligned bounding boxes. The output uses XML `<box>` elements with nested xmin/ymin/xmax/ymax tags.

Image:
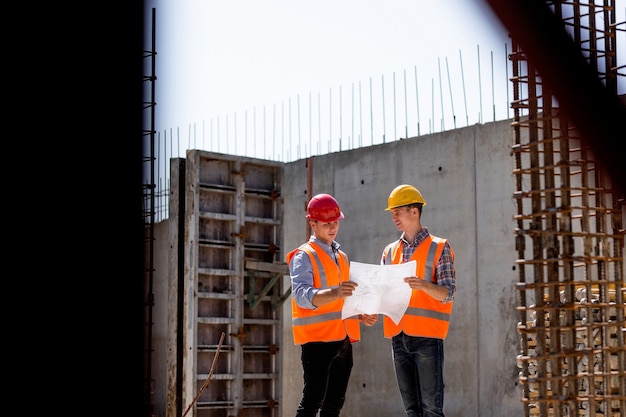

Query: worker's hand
<box><xmin>313</xmin><ymin>281</ymin><xmax>359</xmax><ymax>307</ymax></box>
<box><xmin>404</xmin><ymin>276</ymin><xmax>429</xmax><ymax>290</ymax></box>
<box><xmin>404</xmin><ymin>275</ymin><xmax>448</xmax><ymax>302</ymax></box>
<box><xmin>359</xmin><ymin>314</ymin><xmax>378</xmax><ymax>326</ymax></box>
<box><xmin>335</xmin><ymin>281</ymin><xmax>358</xmax><ymax>298</ymax></box>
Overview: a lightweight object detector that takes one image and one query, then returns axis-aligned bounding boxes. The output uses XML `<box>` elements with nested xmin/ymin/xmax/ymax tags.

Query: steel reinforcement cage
<box><xmin>510</xmin><ymin>1</ymin><xmax>625</xmax><ymax>416</ymax></box>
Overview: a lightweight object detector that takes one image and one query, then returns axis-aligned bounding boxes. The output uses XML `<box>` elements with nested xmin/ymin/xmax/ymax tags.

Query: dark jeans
<box><xmin>392</xmin><ymin>332</ymin><xmax>445</xmax><ymax>417</ymax></box>
<box><xmin>295</xmin><ymin>336</ymin><xmax>353</xmax><ymax>417</ymax></box>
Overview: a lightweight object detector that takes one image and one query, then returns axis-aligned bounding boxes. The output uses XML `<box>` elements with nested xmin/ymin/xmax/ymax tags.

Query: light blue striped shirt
<box><xmin>289</xmin><ymin>236</ymin><xmax>341</xmax><ymax>310</ymax></box>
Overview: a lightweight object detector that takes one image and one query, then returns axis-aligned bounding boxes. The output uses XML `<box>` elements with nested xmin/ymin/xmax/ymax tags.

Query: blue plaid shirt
<box><xmin>383</xmin><ymin>227</ymin><xmax>456</xmax><ymax>303</ymax></box>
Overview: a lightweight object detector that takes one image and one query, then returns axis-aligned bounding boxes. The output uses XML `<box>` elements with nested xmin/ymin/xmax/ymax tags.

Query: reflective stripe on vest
<box><xmin>287</xmin><ymin>242</ymin><xmax>360</xmax><ymax>344</ymax></box>
<box><xmin>307</xmin><ymin>245</ymin><xmax>329</xmax><ymax>288</ymax></box>
<box><xmin>384</xmin><ymin>237</ymin><xmax>441</xmax><ymax>284</ymax></box>
<box><xmin>292</xmin><ymin>245</ymin><xmax>346</xmax><ymax>326</ymax></box>
<box><xmin>293</xmin><ymin>310</ymin><xmax>342</xmax><ymax>326</ymax></box>
<box><xmin>383</xmin><ymin>235</ymin><xmax>453</xmax><ymax>340</ymax></box>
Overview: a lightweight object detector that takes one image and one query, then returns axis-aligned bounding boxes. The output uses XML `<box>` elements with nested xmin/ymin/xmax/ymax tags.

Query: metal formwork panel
<box><xmin>182</xmin><ymin>150</ymin><xmax>285</xmax><ymax>417</ymax></box>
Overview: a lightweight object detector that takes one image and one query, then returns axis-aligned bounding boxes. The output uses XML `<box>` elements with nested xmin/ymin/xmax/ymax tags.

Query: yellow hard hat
<box><xmin>385</xmin><ymin>184</ymin><xmax>427</xmax><ymax>210</ymax></box>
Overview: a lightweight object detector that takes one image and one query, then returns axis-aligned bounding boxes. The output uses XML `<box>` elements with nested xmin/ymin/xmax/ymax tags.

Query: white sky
<box><xmin>144</xmin><ymin>0</ymin><xmax>624</xmax><ymax>161</ymax></box>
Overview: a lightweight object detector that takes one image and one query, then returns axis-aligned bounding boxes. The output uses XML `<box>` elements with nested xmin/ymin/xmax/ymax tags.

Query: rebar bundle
<box><xmin>510</xmin><ymin>1</ymin><xmax>625</xmax><ymax>416</ymax></box>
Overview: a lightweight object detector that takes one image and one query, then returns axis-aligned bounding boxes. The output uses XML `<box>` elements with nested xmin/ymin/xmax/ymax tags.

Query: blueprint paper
<box><xmin>341</xmin><ymin>260</ymin><xmax>415</xmax><ymax>325</ymax></box>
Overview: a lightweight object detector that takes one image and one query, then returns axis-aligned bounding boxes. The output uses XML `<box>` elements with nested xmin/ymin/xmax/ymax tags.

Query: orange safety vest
<box><xmin>287</xmin><ymin>242</ymin><xmax>361</xmax><ymax>345</ymax></box>
<box><xmin>382</xmin><ymin>235</ymin><xmax>454</xmax><ymax>340</ymax></box>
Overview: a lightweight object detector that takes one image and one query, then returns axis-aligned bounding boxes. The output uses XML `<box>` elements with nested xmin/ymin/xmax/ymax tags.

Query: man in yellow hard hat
<box><xmin>379</xmin><ymin>184</ymin><xmax>457</xmax><ymax>417</ymax></box>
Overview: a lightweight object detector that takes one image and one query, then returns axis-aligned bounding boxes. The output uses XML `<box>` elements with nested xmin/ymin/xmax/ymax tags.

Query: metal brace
<box><xmin>245</xmin><ymin>260</ymin><xmax>291</xmax><ymax>310</ymax></box>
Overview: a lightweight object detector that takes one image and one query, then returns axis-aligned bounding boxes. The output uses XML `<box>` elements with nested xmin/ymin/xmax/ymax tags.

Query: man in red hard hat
<box><xmin>286</xmin><ymin>193</ymin><xmax>376</xmax><ymax>417</ymax></box>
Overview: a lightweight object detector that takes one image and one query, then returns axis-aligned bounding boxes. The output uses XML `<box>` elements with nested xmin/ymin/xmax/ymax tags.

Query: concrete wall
<box><xmin>280</xmin><ymin>119</ymin><xmax>521</xmax><ymax>417</ymax></box>
<box><xmin>152</xmin><ymin>118</ymin><xmax>524</xmax><ymax>417</ymax></box>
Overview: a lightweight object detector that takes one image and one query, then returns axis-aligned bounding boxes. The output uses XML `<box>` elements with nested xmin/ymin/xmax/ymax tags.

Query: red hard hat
<box><xmin>306</xmin><ymin>194</ymin><xmax>345</xmax><ymax>222</ymax></box>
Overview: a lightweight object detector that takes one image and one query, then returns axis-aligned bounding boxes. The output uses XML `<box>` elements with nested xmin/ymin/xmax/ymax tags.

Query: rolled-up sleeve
<box><xmin>289</xmin><ymin>249</ymin><xmax>318</xmax><ymax>309</ymax></box>
<box><xmin>436</xmin><ymin>242</ymin><xmax>456</xmax><ymax>303</ymax></box>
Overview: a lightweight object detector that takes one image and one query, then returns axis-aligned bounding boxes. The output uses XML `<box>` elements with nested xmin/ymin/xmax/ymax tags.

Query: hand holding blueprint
<box><xmin>341</xmin><ymin>260</ymin><xmax>416</xmax><ymax>325</ymax></box>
